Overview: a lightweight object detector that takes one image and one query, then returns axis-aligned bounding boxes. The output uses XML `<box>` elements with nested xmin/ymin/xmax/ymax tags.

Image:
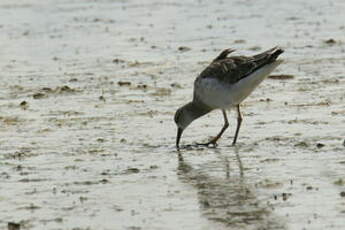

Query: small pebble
<box><xmin>137</xmin><ymin>84</ymin><xmax>147</xmax><ymax>89</ymax></box>
<box><xmin>178</xmin><ymin>46</ymin><xmax>191</xmax><ymax>52</ymax></box>
<box><xmin>117</xmin><ymin>81</ymin><xmax>131</xmax><ymax>86</ymax></box>
<box><xmin>268</xmin><ymin>74</ymin><xmax>295</xmax><ymax>80</ymax></box>
<box><xmin>112</xmin><ymin>58</ymin><xmax>125</xmax><ymax>64</ymax></box>
<box><xmin>19</xmin><ymin>101</ymin><xmax>28</xmax><ymax>110</ymax></box>
<box><xmin>316</xmin><ymin>143</ymin><xmax>325</xmax><ymax>148</ymax></box>
<box><xmin>20</xmin><ymin>101</ymin><xmax>27</xmax><ymax>106</ymax></box>
<box><xmin>170</xmin><ymin>83</ymin><xmax>182</xmax><ymax>88</ymax></box>
<box><xmin>8</xmin><ymin>222</ymin><xmax>20</xmax><ymax>230</ymax></box>
<box><xmin>99</xmin><ymin>95</ymin><xmax>106</xmax><ymax>102</ymax></box>
<box><xmin>69</xmin><ymin>78</ymin><xmax>78</xmax><ymax>82</ymax></box>
<box><xmin>324</xmin><ymin>38</ymin><xmax>336</xmax><ymax>44</ymax></box>
<box><xmin>125</xmin><ymin>168</ymin><xmax>140</xmax><ymax>174</ymax></box>
<box><xmin>33</xmin><ymin>92</ymin><xmax>45</xmax><ymax>99</ymax></box>
<box><xmin>234</xmin><ymin>39</ymin><xmax>246</xmax><ymax>44</ymax></box>
<box><xmin>282</xmin><ymin>193</ymin><xmax>289</xmax><ymax>201</ymax></box>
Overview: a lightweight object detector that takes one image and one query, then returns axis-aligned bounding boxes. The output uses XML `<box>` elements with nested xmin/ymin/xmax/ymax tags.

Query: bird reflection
<box><xmin>177</xmin><ymin>149</ymin><xmax>284</xmax><ymax>229</ymax></box>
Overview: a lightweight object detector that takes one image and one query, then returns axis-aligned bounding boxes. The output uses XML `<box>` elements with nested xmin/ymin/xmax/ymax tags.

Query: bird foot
<box><xmin>196</xmin><ymin>140</ymin><xmax>218</xmax><ymax>148</ymax></box>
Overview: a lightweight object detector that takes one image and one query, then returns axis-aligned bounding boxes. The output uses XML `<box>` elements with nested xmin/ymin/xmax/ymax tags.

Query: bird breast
<box><xmin>194</xmin><ymin>77</ymin><xmax>240</xmax><ymax>109</ymax></box>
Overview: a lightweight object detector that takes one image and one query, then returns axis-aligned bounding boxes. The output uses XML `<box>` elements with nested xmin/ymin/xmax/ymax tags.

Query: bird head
<box><xmin>174</xmin><ymin>102</ymin><xmax>212</xmax><ymax>150</ymax></box>
<box><xmin>174</xmin><ymin>106</ymin><xmax>193</xmax><ymax>150</ymax></box>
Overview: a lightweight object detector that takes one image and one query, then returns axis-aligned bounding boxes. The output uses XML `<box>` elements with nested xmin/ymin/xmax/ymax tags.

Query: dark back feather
<box><xmin>198</xmin><ymin>47</ymin><xmax>284</xmax><ymax>84</ymax></box>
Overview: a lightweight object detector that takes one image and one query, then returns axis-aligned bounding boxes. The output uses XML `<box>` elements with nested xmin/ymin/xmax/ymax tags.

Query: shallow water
<box><xmin>1</xmin><ymin>0</ymin><xmax>345</xmax><ymax>229</ymax></box>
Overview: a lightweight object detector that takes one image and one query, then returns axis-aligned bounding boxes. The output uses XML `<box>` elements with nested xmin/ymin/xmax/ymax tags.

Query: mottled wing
<box><xmin>198</xmin><ymin>47</ymin><xmax>283</xmax><ymax>84</ymax></box>
<box><xmin>198</xmin><ymin>56</ymin><xmax>257</xmax><ymax>84</ymax></box>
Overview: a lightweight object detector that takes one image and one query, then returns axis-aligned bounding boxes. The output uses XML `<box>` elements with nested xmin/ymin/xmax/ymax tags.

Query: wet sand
<box><xmin>1</xmin><ymin>0</ymin><xmax>345</xmax><ymax>229</ymax></box>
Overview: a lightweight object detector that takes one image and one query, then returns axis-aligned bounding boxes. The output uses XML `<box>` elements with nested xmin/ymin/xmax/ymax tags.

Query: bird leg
<box><xmin>232</xmin><ymin>104</ymin><xmax>243</xmax><ymax>145</ymax></box>
<box><xmin>197</xmin><ymin>109</ymin><xmax>229</xmax><ymax>147</ymax></box>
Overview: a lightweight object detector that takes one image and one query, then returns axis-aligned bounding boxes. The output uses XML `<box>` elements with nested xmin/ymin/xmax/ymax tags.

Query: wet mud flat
<box><xmin>1</xmin><ymin>0</ymin><xmax>345</xmax><ymax>229</ymax></box>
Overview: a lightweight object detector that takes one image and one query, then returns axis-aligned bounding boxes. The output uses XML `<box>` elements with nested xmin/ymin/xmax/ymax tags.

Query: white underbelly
<box><xmin>194</xmin><ymin>61</ymin><xmax>282</xmax><ymax>109</ymax></box>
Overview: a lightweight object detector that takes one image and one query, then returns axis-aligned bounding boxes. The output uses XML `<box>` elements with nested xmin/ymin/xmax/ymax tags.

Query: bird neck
<box><xmin>183</xmin><ymin>101</ymin><xmax>212</xmax><ymax>124</ymax></box>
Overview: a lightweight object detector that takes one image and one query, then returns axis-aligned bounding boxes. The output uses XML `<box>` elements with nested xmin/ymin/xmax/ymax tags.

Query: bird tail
<box><xmin>253</xmin><ymin>46</ymin><xmax>284</xmax><ymax>65</ymax></box>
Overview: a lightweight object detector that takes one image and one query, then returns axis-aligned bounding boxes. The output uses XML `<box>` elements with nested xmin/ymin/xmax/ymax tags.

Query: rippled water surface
<box><xmin>1</xmin><ymin>0</ymin><xmax>345</xmax><ymax>229</ymax></box>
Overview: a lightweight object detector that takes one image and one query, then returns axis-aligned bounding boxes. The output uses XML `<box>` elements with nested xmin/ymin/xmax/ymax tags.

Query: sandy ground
<box><xmin>1</xmin><ymin>0</ymin><xmax>345</xmax><ymax>229</ymax></box>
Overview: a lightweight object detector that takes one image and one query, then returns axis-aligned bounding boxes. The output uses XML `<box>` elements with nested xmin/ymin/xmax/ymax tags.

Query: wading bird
<box><xmin>174</xmin><ymin>47</ymin><xmax>284</xmax><ymax>150</ymax></box>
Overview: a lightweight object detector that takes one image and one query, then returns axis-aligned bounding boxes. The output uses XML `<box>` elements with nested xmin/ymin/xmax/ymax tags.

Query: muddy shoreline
<box><xmin>1</xmin><ymin>0</ymin><xmax>345</xmax><ymax>229</ymax></box>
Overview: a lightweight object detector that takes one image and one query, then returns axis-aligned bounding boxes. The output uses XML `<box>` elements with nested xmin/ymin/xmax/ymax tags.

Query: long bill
<box><xmin>176</xmin><ymin>127</ymin><xmax>184</xmax><ymax>150</ymax></box>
